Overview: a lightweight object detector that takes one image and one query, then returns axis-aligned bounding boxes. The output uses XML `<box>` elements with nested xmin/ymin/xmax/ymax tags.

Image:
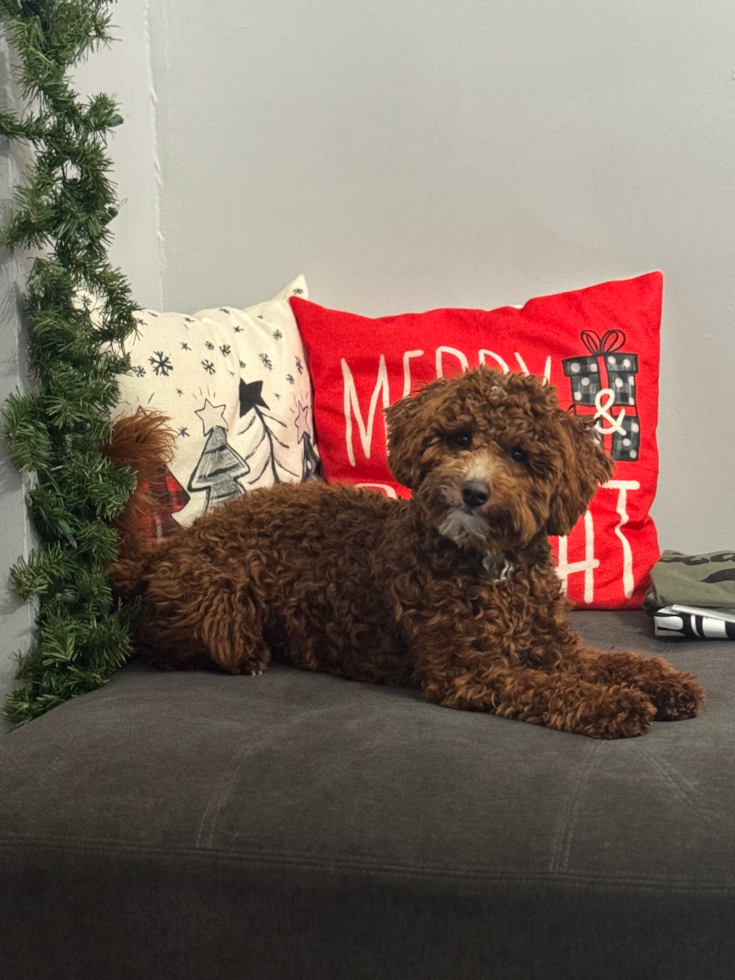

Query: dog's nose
<box><xmin>461</xmin><ymin>480</ymin><xmax>490</xmax><ymax>510</ymax></box>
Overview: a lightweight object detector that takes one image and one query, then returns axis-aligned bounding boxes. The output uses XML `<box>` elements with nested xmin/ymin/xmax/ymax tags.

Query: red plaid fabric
<box><xmin>140</xmin><ymin>470</ymin><xmax>190</xmax><ymax>542</ymax></box>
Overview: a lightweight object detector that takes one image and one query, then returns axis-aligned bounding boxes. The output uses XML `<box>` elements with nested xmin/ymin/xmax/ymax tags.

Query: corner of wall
<box><xmin>143</xmin><ymin>0</ymin><xmax>167</xmax><ymax>310</ymax></box>
<box><xmin>0</xmin><ymin>27</ymin><xmax>36</xmax><ymax>729</ymax></box>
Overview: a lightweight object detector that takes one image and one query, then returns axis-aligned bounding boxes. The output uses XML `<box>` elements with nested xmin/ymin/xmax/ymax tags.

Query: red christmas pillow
<box><xmin>291</xmin><ymin>273</ymin><xmax>662</xmax><ymax>609</ymax></box>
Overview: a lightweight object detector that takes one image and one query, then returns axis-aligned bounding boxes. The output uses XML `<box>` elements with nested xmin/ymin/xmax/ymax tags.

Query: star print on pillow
<box><xmin>111</xmin><ymin>276</ymin><xmax>321</xmax><ymax>536</ymax></box>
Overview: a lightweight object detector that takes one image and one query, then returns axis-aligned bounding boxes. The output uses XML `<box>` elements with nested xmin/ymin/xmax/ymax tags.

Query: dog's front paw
<box><xmin>576</xmin><ymin>686</ymin><xmax>657</xmax><ymax>739</ymax></box>
<box><xmin>645</xmin><ymin>670</ymin><xmax>705</xmax><ymax>721</ymax></box>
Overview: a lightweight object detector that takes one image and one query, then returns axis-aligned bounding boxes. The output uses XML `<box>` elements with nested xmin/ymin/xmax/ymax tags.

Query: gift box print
<box><xmin>612</xmin><ymin>413</ymin><xmax>640</xmax><ymax>462</ymax></box>
<box><xmin>562</xmin><ymin>330</ymin><xmax>641</xmax><ymax>462</ymax></box>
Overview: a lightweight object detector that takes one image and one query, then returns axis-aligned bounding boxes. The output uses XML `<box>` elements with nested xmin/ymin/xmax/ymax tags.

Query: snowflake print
<box><xmin>234</xmin><ymin>325</ymin><xmax>243</xmax><ymax>333</ymax></box>
<box><xmin>132</xmin><ymin>365</ymin><xmax>146</xmax><ymax>378</ymax></box>
<box><xmin>180</xmin><ymin>342</ymin><xmax>191</xmax><ymax>351</ymax></box>
<box><xmin>184</xmin><ymin>316</ymin><xmax>196</xmax><ymax>323</ymax></box>
<box><xmin>202</xmin><ymin>360</ymin><xmax>216</xmax><ymax>375</ymax></box>
<box><xmin>295</xmin><ymin>356</ymin><xmax>303</xmax><ymax>375</ymax></box>
<box><xmin>220</xmin><ymin>345</ymin><xmax>231</xmax><ymax>357</ymax></box>
<box><xmin>220</xmin><ymin>308</ymin><xmax>231</xmax><ymax>314</ymax></box>
<box><xmin>272</xmin><ymin>329</ymin><xmax>283</xmax><ymax>340</ymax></box>
<box><xmin>292</xmin><ymin>287</ymin><xmax>304</xmax><ymax>295</ymax></box>
<box><xmin>259</xmin><ymin>353</ymin><xmax>273</xmax><ymax>371</ymax></box>
<box><xmin>149</xmin><ymin>351</ymin><xmax>173</xmax><ymax>376</ymax></box>
<box><xmin>205</xmin><ymin>340</ymin><xmax>215</xmax><ymax>351</ymax></box>
<box><xmin>178</xmin><ymin>426</ymin><xmax>190</xmax><ymax>438</ymax></box>
<box><xmin>286</xmin><ymin>374</ymin><xmax>295</xmax><ymax>385</ymax></box>
<box><xmin>176</xmin><ymin>389</ymin><xmax>183</xmax><ymax>397</ymax></box>
<box><xmin>275</xmin><ymin>393</ymin><xmax>281</xmax><ymax>400</ymax></box>
<box><xmin>239</xmin><ymin>360</ymin><xmax>247</xmax><ymax>369</ymax></box>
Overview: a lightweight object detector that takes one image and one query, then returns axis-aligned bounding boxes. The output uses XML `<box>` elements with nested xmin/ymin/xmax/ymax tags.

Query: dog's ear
<box><xmin>385</xmin><ymin>378</ymin><xmax>448</xmax><ymax>490</ymax></box>
<box><xmin>546</xmin><ymin>411</ymin><xmax>614</xmax><ymax>537</ymax></box>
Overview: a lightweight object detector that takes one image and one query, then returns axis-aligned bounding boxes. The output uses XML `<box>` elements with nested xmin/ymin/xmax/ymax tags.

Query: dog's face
<box><xmin>385</xmin><ymin>367</ymin><xmax>614</xmax><ymax>555</ymax></box>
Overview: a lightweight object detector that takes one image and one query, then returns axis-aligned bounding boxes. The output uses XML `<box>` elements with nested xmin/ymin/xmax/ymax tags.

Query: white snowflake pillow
<box><xmin>114</xmin><ymin>276</ymin><xmax>321</xmax><ymax>534</ymax></box>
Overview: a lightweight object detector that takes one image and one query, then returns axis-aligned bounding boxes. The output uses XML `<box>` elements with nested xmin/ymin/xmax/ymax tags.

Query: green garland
<box><xmin>0</xmin><ymin>0</ymin><xmax>138</xmax><ymax>725</ymax></box>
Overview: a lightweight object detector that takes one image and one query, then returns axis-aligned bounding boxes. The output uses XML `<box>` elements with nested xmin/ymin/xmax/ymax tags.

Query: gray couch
<box><xmin>1</xmin><ymin>610</ymin><xmax>733</xmax><ymax>980</ymax></box>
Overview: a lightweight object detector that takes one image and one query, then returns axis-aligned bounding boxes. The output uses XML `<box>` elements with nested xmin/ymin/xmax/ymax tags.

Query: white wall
<box><xmin>3</xmin><ymin>0</ymin><xmax>735</xmax><ymax>706</ymax></box>
<box><xmin>113</xmin><ymin>0</ymin><xmax>735</xmax><ymax>556</ymax></box>
<box><xmin>74</xmin><ymin>0</ymin><xmax>161</xmax><ymax>307</ymax></box>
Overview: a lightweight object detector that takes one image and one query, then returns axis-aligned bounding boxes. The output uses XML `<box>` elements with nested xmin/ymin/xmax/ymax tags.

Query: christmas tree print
<box><xmin>118</xmin><ymin>297</ymin><xmax>321</xmax><ymax>521</ymax></box>
<box><xmin>294</xmin><ymin>399</ymin><xmax>322</xmax><ymax>481</ymax></box>
<box><xmin>238</xmin><ymin>379</ymin><xmax>299</xmax><ymax>485</ymax></box>
<box><xmin>300</xmin><ymin>432</ymin><xmax>321</xmax><ymax>481</ymax></box>
<box><xmin>187</xmin><ymin>399</ymin><xmax>250</xmax><ymax>511</ymax></box>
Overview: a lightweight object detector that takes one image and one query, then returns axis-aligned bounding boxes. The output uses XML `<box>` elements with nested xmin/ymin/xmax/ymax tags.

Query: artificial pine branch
<box><xmin>0</xmin><ymin>0</ymin><xmax>138</xmax><ymax>725</ymax></box>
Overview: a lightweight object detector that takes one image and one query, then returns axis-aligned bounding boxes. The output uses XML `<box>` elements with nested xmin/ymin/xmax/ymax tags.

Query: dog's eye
<box><xmin>448</xmin><ymin>431</ymin><xmax>472</xmax><ymax>449</ymax></box>
<box><xmin>510</xmin><ymin>446</ymin><xmax>528</xmax><ymax>464</ymax></box>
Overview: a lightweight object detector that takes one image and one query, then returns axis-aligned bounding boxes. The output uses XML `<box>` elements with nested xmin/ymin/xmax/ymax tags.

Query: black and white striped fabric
<box><xmin>653</xmin><ymin>606</ymin><xmax>735</xmax><ymax>640</ymax></box>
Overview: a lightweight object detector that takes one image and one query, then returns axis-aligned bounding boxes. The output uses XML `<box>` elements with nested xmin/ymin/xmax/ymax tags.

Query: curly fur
<box><xmin>108</xmin><ymin>367</ymin><xmax>704</xmax><ymax>738</ymax></box>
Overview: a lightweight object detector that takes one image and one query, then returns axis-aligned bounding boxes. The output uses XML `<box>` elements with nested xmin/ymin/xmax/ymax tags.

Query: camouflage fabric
<box><xmin>644</xmin><ymin>550</ymin><xmax>735</xmax><ymax>612</ymax></box>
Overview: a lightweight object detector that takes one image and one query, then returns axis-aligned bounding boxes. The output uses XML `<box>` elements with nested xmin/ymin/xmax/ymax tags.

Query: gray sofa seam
<box><xmin>2</xmin><ymin>835</ymin><xmax>734</xmax><ymax>893</ymax></box>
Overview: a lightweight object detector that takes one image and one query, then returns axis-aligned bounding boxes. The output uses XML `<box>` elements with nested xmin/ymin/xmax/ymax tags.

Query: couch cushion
<box><xmin>0</xmin><ymin>611</ymin><xmax>734</xmax><ymax>980</ymax></box>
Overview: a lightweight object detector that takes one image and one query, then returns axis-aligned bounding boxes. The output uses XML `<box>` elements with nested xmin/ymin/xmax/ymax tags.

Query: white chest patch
<box><xmin>438</xmin><ymin>508</ymin><xmax>489</xmax><ymax>547</ymax></box>
<box><xmin>482</xmin><ymin>554</ymin><xmax>515</xmax><ymax>581</ymax></box>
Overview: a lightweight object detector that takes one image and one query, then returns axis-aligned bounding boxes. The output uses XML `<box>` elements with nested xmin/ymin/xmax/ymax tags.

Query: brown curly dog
<box><xmin>108</xmin><ymin>367</ymin><xmax>704</xmax><ymax>739</ymax></box>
